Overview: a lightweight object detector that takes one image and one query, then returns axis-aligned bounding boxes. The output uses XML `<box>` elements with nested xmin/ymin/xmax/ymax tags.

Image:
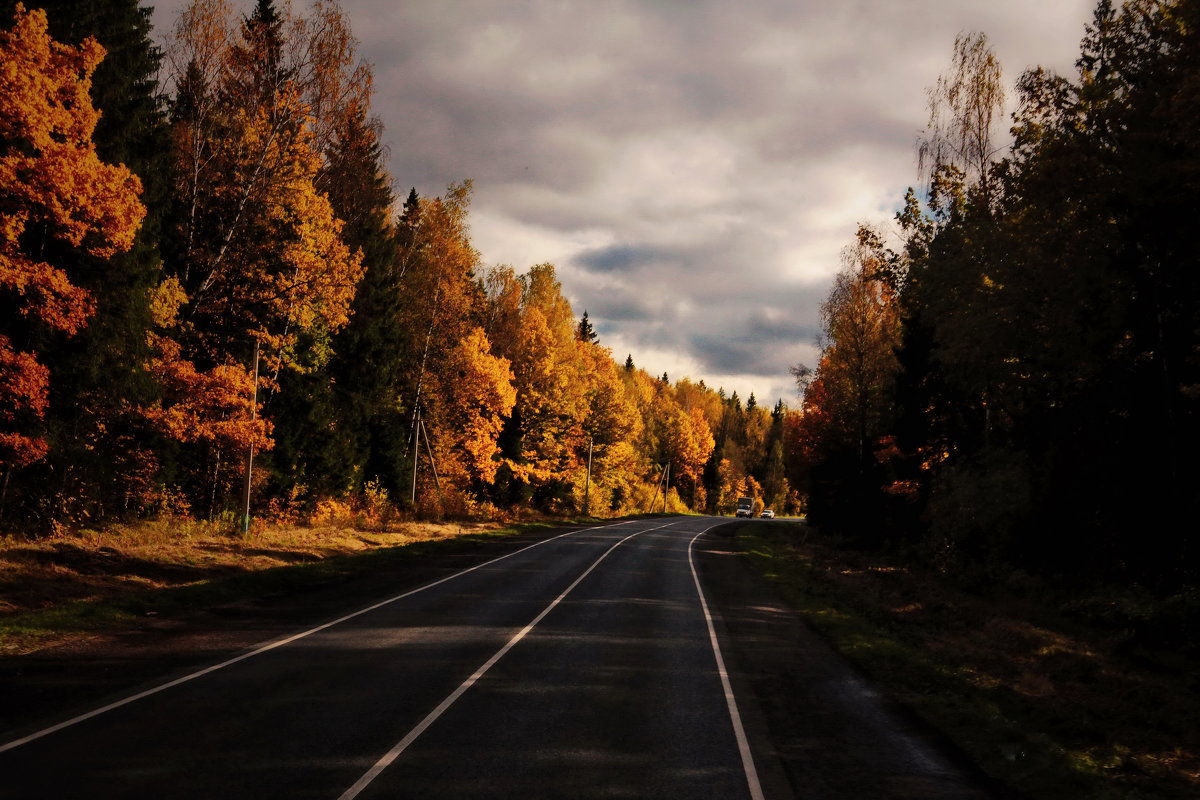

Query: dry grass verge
<box><xmin>0</xmin><ymin>518</ymin><xmax>511</xmax><ymax>655</ymax></box>
<box><xmin>739</xmin><ymin>521</ymin><xmax>1199</xmax><ymax>800</ymax></box>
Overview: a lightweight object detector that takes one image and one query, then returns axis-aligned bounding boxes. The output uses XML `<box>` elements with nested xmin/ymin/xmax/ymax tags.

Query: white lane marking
<box><xmin>0</xmin><ymin>520</ymin><xmax>644</xmax><ymax>754</ymax></box>
<box><xmin>336</xmin><ymin>521</ymin><xmax>677</xmax><ymax>800</ymax></box>
<box><xmin>689</xmin><ymin>529</ymin><xmax>766</xmax><ymax>800</ymax></box>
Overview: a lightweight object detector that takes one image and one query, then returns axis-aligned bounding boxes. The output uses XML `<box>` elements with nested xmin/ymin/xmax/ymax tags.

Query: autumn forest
<box><xmin>0</xmin><ymin>0</ymin><xmax>797</xmax><ymax>536</ymax></box>
<box><xmin>3</xmin><ymin>0</ymin><xmax>1200</xmax><ymax>601</ymax></box>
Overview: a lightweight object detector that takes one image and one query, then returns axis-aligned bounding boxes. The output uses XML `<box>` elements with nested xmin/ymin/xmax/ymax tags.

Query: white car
<box><xmin>760</xmin><ymin>509</ymin><xmax>775</xmax><ymax>519</ymax></box>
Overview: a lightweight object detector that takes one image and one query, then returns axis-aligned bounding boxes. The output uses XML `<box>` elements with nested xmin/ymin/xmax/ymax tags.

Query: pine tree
<box><xmin>576</xmin><ymin>310</ymin><xmax>598</xmax><ymax>343</ymax></box>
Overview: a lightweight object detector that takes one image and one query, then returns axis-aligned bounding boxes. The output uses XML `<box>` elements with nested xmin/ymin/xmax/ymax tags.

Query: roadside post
<box><xmin>241</xmin><ymin>339</ymin><xmax>259</xmax><ymax>536</ymax></box>
<box><xmin>584</xmin><ymin>436</ymin><xmax>593</xmax><ymax>516</ymax></box>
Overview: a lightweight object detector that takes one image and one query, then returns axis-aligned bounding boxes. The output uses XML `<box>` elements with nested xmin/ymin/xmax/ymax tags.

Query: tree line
<box><xmin>0</xmin><ymin>0</ymin><xmax>799</xmax><ymax>531</ymax></box>
<box><xmin>797</xmin><ymin>0</ymin><xmax>1200</xmax><ymax>590</ymax></box>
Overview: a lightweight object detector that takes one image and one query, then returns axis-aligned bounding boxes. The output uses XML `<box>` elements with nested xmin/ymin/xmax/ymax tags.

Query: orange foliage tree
<box><xmin>496</xmin><ymin>266</ymin><xmax>592</xmax><ymax>504</ymax></box>
<box><xmin>430</xmin><ymin>328</ymin><xmax>516</xmax><ymax>488</ymax></box>
<box><xmin>165</xmin><ymin>0</ymin><xmax>364</xmax><ymax>377</ymax></box>
<box><xmin>154</xmin><ymin>0</ymin><xmax>366</xmax><ymax>512</ymax></box>
<box><xmin>390</xmin><ymin>184</ymin><xmax>500</xmax><ymax>504</ymax></box>
<box><xmin>0</xmin><ymin>5</ymin><xmax>144</xmax><ymax>475</ymax></box>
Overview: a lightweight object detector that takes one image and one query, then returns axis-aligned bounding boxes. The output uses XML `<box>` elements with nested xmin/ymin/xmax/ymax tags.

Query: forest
<box><xmin>0</xmin><ymin>0</ymin><xmax>800</xmax><ymax>533</ymax></box>
<box><xmin>3</xmin><ymin>0</ymin><xmax>1198</xmax><ymax>602</ymax></box>
<box><xmin>3</xmin><ymin>2</ymin><xmax>1197</xmax><ymax>793</ymax></box>
<box><xmin>798</xmin><ymin>0</ymin><xmax>1200</xmax><ymax>593</ymax></box>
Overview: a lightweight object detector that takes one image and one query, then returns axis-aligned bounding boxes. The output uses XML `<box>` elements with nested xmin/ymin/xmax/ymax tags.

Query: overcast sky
<box><xmin>153</xmin><ymin>0</ymin><xmax>1099</xmax><ymax>406</ymax></box>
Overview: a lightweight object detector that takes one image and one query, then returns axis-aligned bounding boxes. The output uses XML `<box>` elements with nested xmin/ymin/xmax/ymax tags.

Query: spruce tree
<box><xmin>2</xmin><ymin>0</ymin><xmax>169</xmax><ymax>520</ymax></box>
<box><xmin>577</xmin><ymin>310</ymin><xmax>598</xmax><ymax>343</ymax></box>
<box><xmin>274</xmin><ymin>106</ymin><xmax>401</xmax><ymax>499</ymax></box>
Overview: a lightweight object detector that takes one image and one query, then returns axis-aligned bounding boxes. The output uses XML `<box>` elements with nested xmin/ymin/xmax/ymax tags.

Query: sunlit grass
<box><xmin>0</xmin><ymin>518</ymin><xmax>545</xmax><ymax>655</ymax></box>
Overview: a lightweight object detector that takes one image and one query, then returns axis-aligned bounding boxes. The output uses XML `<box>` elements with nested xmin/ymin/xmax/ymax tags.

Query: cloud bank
<box><xmin>153</xmin><ymin>0</ymin><xmax>1098</xmax><ymax>404</ymax></box>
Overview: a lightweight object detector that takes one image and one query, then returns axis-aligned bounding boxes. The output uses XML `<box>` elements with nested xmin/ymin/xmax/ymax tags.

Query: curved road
<box><xmin>0</xmin><ymin>517</ymin><xmax>993</xmax><ymax>798</ymax></box>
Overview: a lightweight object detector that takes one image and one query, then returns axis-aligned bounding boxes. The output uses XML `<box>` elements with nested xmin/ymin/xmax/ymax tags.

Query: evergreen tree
<box><xmin>576</xmin><ymin>310</ymin><xmax>598</xmax><ymax>343</ymax></box>
<box><xmin>272</xmin><ymin>105</ymin><xmax>400</xmax><ymax>500</ymax></box>
<box><xmin>882</xmin><ymin>0</ymin><xmax>1200</xmax><ymax>582</ymax></box>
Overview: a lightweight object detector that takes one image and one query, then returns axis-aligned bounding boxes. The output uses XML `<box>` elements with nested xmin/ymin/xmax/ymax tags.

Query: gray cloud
<box><xmin>577</xmin><ymin>245</ymin><xmax>647</xmax><ymax>274</ymax></box>
<box><xmin>576</xmin><ymin>244</ymin><xmax>682</xmax><ymax>274</ymax></box>
<box><xmin>150</xmin><ymin>0</ymin><xmax>1098</xmax><ymax>404</ymax></box>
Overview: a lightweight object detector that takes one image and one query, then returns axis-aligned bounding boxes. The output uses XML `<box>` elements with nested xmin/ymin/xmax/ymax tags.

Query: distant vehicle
<box><xmin>735</xmin><ymin>497</ymin><xmax>754</xmax><ymax>518</ymax></box>
<box><xmin>760</xmin><ymin>509</ymin><xmax>775</xmax><ymax>519</ymax></box>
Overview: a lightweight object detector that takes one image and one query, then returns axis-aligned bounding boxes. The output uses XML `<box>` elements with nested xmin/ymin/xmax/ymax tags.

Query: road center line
<box><xmin>689</xmin><ymin>528</ymin><xmax>766</xmax><ymax>800</ymax></box>
<box><xmin>0</xmin><ymin>520</ymin><xmax>640</xmax><ymax>754</ymax></box>
<box><xmin>336</xmin><ymin>521</ymin><xmax>675</xmax><ymax>800</ymax></box>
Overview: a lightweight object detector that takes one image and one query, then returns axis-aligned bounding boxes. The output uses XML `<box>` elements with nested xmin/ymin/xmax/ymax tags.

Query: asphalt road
<box><xmin>0</xmin><ymin>516</ymin><xmax>995</xmax><ymax>799</ymax></box>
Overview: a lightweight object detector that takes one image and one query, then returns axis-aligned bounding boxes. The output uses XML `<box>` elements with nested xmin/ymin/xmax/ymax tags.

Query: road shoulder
<box><xmin>694</xmin><ymin>520</ymin><xmax>1004</xmax><ymax>800</ymax></box>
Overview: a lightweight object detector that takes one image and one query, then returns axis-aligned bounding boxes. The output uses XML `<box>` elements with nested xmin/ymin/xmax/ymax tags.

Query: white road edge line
<box><xmin>0</xmin><ymin>519</ymin><xmax>642</xmax><ymax>754</ymax></box>
<box><xmin>689</xmin><ymin>528</ymin><xmax>766</xmax><ymax>800</ymax></box>
<box><xmin>336</xmin><ymin>520</ymin><xmax>677</xmax><ymax>800</ymax></box>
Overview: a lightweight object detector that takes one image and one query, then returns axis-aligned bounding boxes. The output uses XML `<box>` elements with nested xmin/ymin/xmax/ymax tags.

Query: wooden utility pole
<box><xmin>584</xmin><ymin>437</ymin><xmax>593</xmax><ymax>516</ymax></box>
<box><xmin>241</xmin><ymin>339</ymin><xmax>259</xmax><ymax>536</ymax></box>
<box><xmin>662</xmin><ymin>461</ymin><xmax>671</xmax><ymax>513</ymax></box>
<box><xmin>410</xmin><ymin>405</ymin><xmax>441</xmax><ymax>508</ymax></box>
<box><xmin>410</xmin><ymin>405</ymin><xmax>421</xmax><ymax>505</ymax></box>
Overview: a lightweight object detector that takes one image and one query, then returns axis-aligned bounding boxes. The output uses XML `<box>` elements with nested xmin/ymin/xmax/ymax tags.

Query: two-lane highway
<box><xmin>1</xmin><ymin>517</ymin><xmax>765</xmax><ymax>799</ymax></box>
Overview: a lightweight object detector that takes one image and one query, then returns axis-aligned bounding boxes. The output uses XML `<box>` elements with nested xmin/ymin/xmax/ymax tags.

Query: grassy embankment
<box><xmin>738</xmin><ymin>521</ymin><xmax>1198</xmax><ymax>800</ymax></box>
<box><xmin>0</xmin><ymin>517</ymin><xmax>586</xmax><ymax>655</ymax></box>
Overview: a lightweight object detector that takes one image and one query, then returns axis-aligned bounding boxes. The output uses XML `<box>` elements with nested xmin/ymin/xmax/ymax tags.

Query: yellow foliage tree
<box><xmin>578</xmin><ymin>340</ymin><xmax>640</xmax><ymax>447</ymax></box>
<box><xmin>392</xmin><ymin>183</ymin><xmax>482</xmax><ymax>406</ymax></box>
<box><xmin>484</xmin><ymin>262</ymin><xmax>647</xmax><ymax>509</ymax></box>
<box><xmin>509</xmin><ymin>268</ymin><xmax>601</xmax><ymax>494</ymax></box>
<box><xmin>161</xmin><ymin>3</ymin><xmax>363</xmax><ymax>402</ymax></box>
<box><xmin>482</xmin><ymin>264</ymin><xmax>524</xmax><ymax>360</ymax></box>
<box><xmin>507</xmin><ymin>305</ymin><xmax>574</xmax><ymax>483</ymax></box>
<box><xmin>158</xmin><ymin>0</ymin><xmax>367</xmax><ymax>511</ymax></box>
<box><xmin>429</xmin><ymin>327</ymin><xmax>515</xmax><ymax>486</ymax></box>
<box><xmin>572</xmin><ymin>337</ymin><xmax>644</xmax><ymax>513</ymax></box>
<box><xmin>192</xmin><ymin>92</ymin><xmax>363</xmax><ymax>376</ymax></box>
<box><xmin>392</xmin><ymin>184</ymin><xmax>494</xmax><ymax>500</ymax></box>
<box><xmin>0</xmin><ymin>5</ymin><xmax>145</xmax><ymax>471</ymax></box>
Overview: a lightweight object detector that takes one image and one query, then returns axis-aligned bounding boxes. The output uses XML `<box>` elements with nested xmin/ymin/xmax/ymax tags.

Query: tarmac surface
<box><xmin>0</xmin><ymin>516</ymin><xmax>998</xmax><ymax>799</ymax></box>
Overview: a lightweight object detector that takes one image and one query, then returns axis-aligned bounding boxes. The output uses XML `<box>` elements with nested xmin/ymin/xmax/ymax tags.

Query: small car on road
<box><xmin>760</xmin><ymin>509</ymin><xmax>775</xmax><ymax>519</ymax></box>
